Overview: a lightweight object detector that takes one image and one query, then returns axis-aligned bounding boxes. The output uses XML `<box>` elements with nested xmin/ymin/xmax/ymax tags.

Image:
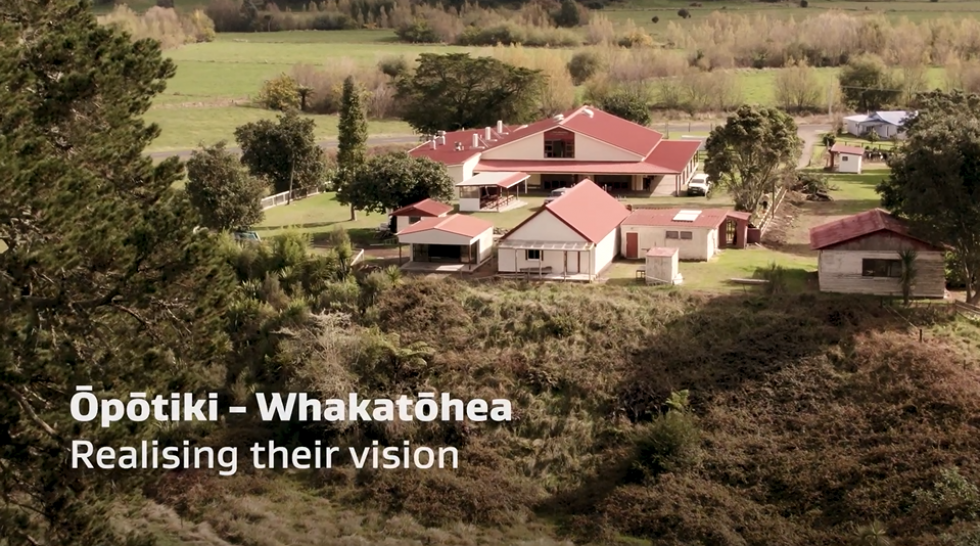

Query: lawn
<box><xmin>254</xmin><ymin>192</ymin><xmax>389</xmax><ymax>246</ymax></box>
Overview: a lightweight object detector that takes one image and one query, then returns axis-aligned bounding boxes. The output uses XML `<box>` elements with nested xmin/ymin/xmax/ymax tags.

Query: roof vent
<box><xmin>438</xmin><ymin>135</ymin><xmax>446</xmax><ymax>145</ymax></box>
<box><xmin>583</xmin><ymin>107</ymin><xmax>594</xmax><ymax>118</ymax></box>
<box><xmin>430</xmin><ymin>139</ymin><xmax>437</xmax><ymax>150</ymax></box>
<box><xmin>497</xmin><ymin>120</ymin><xmax>504</xmax><ymax>133</ymax></box>
<box><xmin>554</xmin><ymin>114</ymin><xmax>564</xmax><ymax>122</ymax></box>
<box><xmin>437</xmin><ymin>130</ymin><xmax>446</xmax><ymax>136</ymax></box>
<box><xmin>471</xmin><ymin>133</ymin><xmax>480</xmax><ymax>149</ymax></box>
<box><xmin>484</xmin><ymin>127</ymin><xmax>492</xmax><ymax>141</ymax></box>
<box><xmin>454</xmin><ymin>142</ymin><xmax>463</xmax><ymax>151</ymax></box>
<box><xmin>672</xmin><ymin>210</ymin><xmax>701</xmax><ymax>222</ymax></box>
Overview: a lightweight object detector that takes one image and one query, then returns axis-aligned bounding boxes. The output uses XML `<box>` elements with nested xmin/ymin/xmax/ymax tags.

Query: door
<box><xmin>566</xmin><ymin>252</ymin><xmax>580</xmax><ymax>274</ymax></box>
<box><xmin>626</xmin><ymin>232</ymin><xmax>639</xmax><ymax>259</ymax></box>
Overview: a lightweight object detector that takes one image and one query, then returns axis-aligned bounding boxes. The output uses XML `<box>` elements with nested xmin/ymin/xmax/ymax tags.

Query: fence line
<box><xmin>351</xmin><ymin>249</ymin><xmax>365</xmax><ymax>265</ymax></box>
<box><xmin>261</xmin><ymin>188</ymin><xmax>322</xmax><ymax>210</ymax></box>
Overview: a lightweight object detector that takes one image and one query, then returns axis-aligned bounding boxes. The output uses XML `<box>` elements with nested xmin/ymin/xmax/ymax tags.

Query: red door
<box><xmin>626</xmin><ymin>232</ymin><xmax>638</xmax><ymax>259</ymax></box>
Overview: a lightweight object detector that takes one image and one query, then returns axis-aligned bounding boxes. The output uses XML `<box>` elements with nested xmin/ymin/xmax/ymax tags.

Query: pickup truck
<box><xmin>687</xmin><ymin>174</ymin><xmax>711</xmax><ymax>196</ymax></box>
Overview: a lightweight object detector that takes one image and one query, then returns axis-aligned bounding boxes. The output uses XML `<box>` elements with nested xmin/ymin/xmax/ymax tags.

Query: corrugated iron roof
<box><xmin>500</xmin><ymin>179</ymin><xmax>629</xmax><ymax>244</ymax></box>
<box><xmin>390</xmin><ymin>198</ymin><xmax>453</xmax><ymax>217</ymax></box>
<box><xmin>809</xmin><ymin>208</ymin><xmax>940</xmax><ymax>250</ymax></box>
<box><xmin>643</xmin><ymin>140</ymin><xmax>702</xmax><ymax>173</ymax></box>
<box><xmin>475</xmin><ymin>159</ymin><xmax>684</xmax><ymax>175</ymax></box>
<box><xmin>455</xmin><ymin>171</ymin><xmax>529</xmax><ymax>188</ymax></box>
<box><xmin>646</xmin><ymin>247</ymin><xmax>678</xmax><ymax>257</ymax></box>
<box><xmin>830</xmin><ymin>143</ymin><xmax>865</xmax><ymax>156</ymax></box>
<box><xmin>396</xmin><ymin>213</ymin><xmax>493</xmax><ymax>238</ymax></box>
<box><xmin>623</xmin><ymin>208</ymin><xmax>731</xmax><ymax>229</ymax></box>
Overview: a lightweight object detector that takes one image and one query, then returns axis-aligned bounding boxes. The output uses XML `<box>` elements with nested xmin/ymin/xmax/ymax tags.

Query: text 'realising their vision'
<box><xmin>69</xmin><ymin>387</ymin><xmax>512</xmax><ymax>475</ymax></box>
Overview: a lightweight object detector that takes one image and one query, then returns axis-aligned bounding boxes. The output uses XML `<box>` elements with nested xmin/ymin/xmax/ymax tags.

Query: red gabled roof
<box><xmin>397</xmin><ymin>214</ymin><xmax>493</xmax><ymax>238</ymax></box>
<box><xmin>644</xmin><ymin>140</ymin><xmax>702</xmax><ymax>173</ymax></box>
<box><xmin>409</xmin><ymin>105</ymin><xmax>667</xmax><ymax>165</ymax></box>
<box><xmin>623</xmin><ymin>208</ymin><xmax>731</xmax><ymax>229</ymax></box>
<box><xmin>830</xmin><ymin>143</ymin><xmax>864</xmax><ymax>156</ymax></box>
<box><xmin>501</xmin><ymin>179</ymin><xmax>629</xmax><ymax>244</ymax></box>
<box><xmin>475</xmin><ymin>159</ymin><xmax>682</xmax><ymax>175</ymax></box>
<box><xmin>390</xmin><ymin>198</ymin><xmax>453</xmax><ymax>217</ymax></box>
<box><xmin>809</xmin><ymin>209</ymin><xmax>941</xmax><ymax>250</ymax></box>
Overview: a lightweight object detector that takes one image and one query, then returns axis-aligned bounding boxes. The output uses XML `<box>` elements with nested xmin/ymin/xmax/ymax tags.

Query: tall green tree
<box><xmin>878</xmin><ymin>90</ymin><xmax>980</xmax><ymax>303</ymax></box>
<box><xmin>340</xmin><ymin>152</ymin><xmax>455</xmax><ymax>214</ymax></box>
<box><xmin>395</xmin><ymin>53</ymin><xmax>544</xmax><ymax>135</ymax></box>
<box><xmin>704</xmin><ymin>105</ymin><xmax>802</xmax><ymax>213</ymax></box>
<box><xmin>0</xmin><ymin>0</ymin><xmax>235</xmax><ymax>542</ymax></box>
<box><xmin>839</xmin><ymin>55</ymin><xmax>902</xmax><ymax>112</ymax></box>
<box><xmin>235</xmin><ymin>110</ymin><xmax>327</xmax><ymax>196</ymax></box>
<box><xmin>336</xmin><ymin>75</ymin><xmax>368</xmax><ymax>221</ymax></box>
<box><xmin>185</xmin><ymin>141</ymin><xmax>267</xmax><ymax>231</ymax></box>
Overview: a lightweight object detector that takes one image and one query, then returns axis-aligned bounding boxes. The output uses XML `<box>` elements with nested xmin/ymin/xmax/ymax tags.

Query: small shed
<box><xmin>645</xmin><ymin>247</ymin><xmax>681</xmax><ymax>285</ymax></box>
<box><xmin>396</xmin><ymin>214</ymin><xmax>495</xmax><ymax>270</ymax></box>
<box><xmin>389</xmin><ymin>198</ymin><xmax>454</xmax><ymax>233</ymax></box>
<box><xmin>455</xmin><ymin>171</ymin><xmax>529</xmax><ymax>212</ymax></box>
<box><xmin>809</xmin><ymin>209</ymin><xmax>947</xmax><ymax>298</ymax></box>
<box><xmin>620</xmin><ymin>208</ymin><xmax>749</xmax><ymax>261</ymax></box>
<box><xmin>828</xmin><ymin>143</ymin><xmax>864</xmax><ymax>174</ymax></box>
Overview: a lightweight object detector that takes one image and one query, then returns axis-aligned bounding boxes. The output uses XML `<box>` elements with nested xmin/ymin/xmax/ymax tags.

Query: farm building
<box><xmin>809</xmin><ymin>209</ymin><xmax>946</xmax><ymax>298</ymax></box>
<box><xmin>497</xmin><ymin>179</ymin><xmax>629</xmax><ymax>281</ymax></box>
<box><xmin>396</xmin><ymin>214</ymin><xmax>495</xmax><ymax>272</ymax></box>
<box><xmin>409</xmin><ymin>106</ymin><xmax>702</xmax><ymax>197</ymax></box>
<box><xmin>454</xmin><ymin>171</ymin><xmax>529</xmax><ymax>212</ymax></box>
<box><xmin>827</xmin><ymin>143</ymin><xmax>864</xmax><ymax>174</ymax></box>
<box><xmin>619</xmin><ymin>208</ymin><xmax>750</xmax><ymax>261</ymax></box>
<box><xmin>844</xmin><ymin>111</ymin><xmax>914</xmax><ymax>140</ymax></box>
<box><xmin>644</xmin><ymin>246</ymin><xmax>681</xmax><ymax>285</ymax></box>
<box><xmin>389</xmin><ymin>198</ymin><xmax>453</xmax><ymax>233</ymax></box>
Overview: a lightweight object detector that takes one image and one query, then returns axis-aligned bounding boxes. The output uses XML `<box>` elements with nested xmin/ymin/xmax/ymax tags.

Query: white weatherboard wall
<box><xmin>837</xmin><ymin>153</ymin><xmax>862</xmax><ymax>174</ymax></box>
<box><xmin>817</xmin><ymin>249</ymin><xmax>946</xmax><ymax>297</ymax></box>
<box><xmin>399</xmin><ymin>229</ymin><xmax>478</xmax><ymax>247</ymax></box>
<box><xmin>591</xmin><ymin>228</ymin><xmax>618</xmax><ymax>275</ymax></box>
<box><xmin>476</xmin><ymin>229</ymin><xmax>494</xmax><ymax>263</ymax></box>
<box><xmin>446</xmin><ymin>155</ymin><xmax>481</xmax><ymax>183</ymax></box>
<box><xmin>646</xmin><ymin>252</ymin><xmax>679</xmax><ymax>284</ymax></box>
<box><xmin>497</xmin><ymin>211</ymin><xmax>589</xmax><ymax>273</ymax></box>
<box><xmin>458</xmin><ymin>197</ymin><xmax>481</xmax><ymax>212</ymax></box>
<box><xmin>619</xmin><ymin>225</ymin><xmax>717</xmax><ymax>261</ymax></box>
<box><xmin>479</xmin><ymin>132</ymin><xmax>640</xmax><ymax>162</ymax></box>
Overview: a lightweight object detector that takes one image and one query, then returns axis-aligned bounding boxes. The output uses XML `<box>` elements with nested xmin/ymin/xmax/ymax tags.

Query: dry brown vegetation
<box><xmin>97</xmin><ymin>5</ymin><xmax>214</xmax><ymax>48</ymax></box>
<box><xmin>132</xmin><ymin>276</ymin><xmax>980</xmax><ymax>545</ymax></box>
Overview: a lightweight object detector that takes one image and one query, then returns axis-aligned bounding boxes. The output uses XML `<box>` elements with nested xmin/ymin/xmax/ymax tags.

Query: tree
<box><xmin>0</xmin><ymin>0</ymin><xmax>235</xmax><ymax>542</ymax></box>
<box><xmin>336</xmin><ymin>76</ymin><xmax>369</xmax><ymax>221</ymax></box>
<box><xmin>185</xmin><ymin>141</ymin><xmax>267</xmax><ymax>231</ymax></box>
<box><xmin>839</xmin><ymin>55</ymin><xmax>902</xmax><ymax>112</ymax></box>
<box><xmin>585</xmin><ymin>83</ymin><xmax>652</xmax><ymax>126</ymax></box>
<box><xmin>704</xmin><ymin>106</ymin><xmax>802</xmax><ymax>213</ymax></box>
<box><xmin>338</xmin><ymin>152</ymin><xmax>454</xmax><ymax>214</ymax></box>
<box><xmin>899</xmin><ymin>248</ymin><xmax>918</xmax><ymax>305</ymax></box>
<box><xmin>395</xmin><ymin>53</ymin><xmax>544</xmax><ymax>135</ymax></box>
<box><xmin>235</xmin><ymin>110</ymin><xmax>327</xmax><ymax>196</ymax></box>
<box><xmin>878</xmin><ymin>90</ymin><xmax>980</xmax><ymax>303</ymax></box>
<box><xmin>553</xmin><ymin>0</ymin><xmax>582</xmax><ymax>27</ymax></box>
<box><xmin>774</xmin><ymin>60</ymin><xmax>822</xmax><ymax>113</ymax></box>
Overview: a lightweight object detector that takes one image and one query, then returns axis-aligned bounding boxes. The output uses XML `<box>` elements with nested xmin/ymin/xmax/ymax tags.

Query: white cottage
<box><xmin>619</xmin><ymin>208</ymin><xmax>750</xmax><ymax>261</ymax></box>
<box><xmin>389</xmin><ymin>198</ymin><xmax>454</xmax><ymax>233</ymax></box>
<box><xmin>396</xmin><ymin>214</ymin><xmax>495</xmax><ymax>272</ymax></box>
<box><xmin>497</xmin><ymin>179</ymin><xmax>629</xmax><ymax>281</ymax></box>
<box><xmin>810</xmin><ymin>209</ymin><xmax>947</xmax><ymax>298</ymax></box>
<box><xmin>827</xmin><ymin>143</ymin><xmax>864</xmax><ymax>174</ymax></box>
<box><xmin>844</xmin><ymin>111</ymin><xmax>914</xmax><ymax>140</ymax></box>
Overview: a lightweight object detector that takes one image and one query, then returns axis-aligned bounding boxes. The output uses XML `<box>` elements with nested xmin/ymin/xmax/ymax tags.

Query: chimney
<box><xmin>554</xmin><ymin>114</ymin><xmax>564</xmax><ymax>122</ymax></box>
<box><xmin>484</xmin><ymin>127</ymin><xmax>492</xmax><ymax>140</ymax></box>
<box><xmin>496</xmin><ymin>120</ymin><xmax>504</xmax><ymax>133</ymax></box>
<box><xmin>472</xmin><ymin>133</ymin><xmax>479</xmax><ymax>149</ymax></box>
<box><xmin>438</xmin><ymin>135</ymin><xmax>446</xmax><ymax>145</ymax></box>
<box><xmin>583</xmin><ymin>107</ymin><xmax>594</xmax><ymax>118</ymax></box>
<box><xmin>430</xmin><ymin>138</ymin><xmax>437</xmax><ymax>149</ymax></box>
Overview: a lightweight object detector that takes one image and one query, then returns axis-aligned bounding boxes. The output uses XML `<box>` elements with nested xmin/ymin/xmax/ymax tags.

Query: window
<box><xmin>842</xmin><ymin>155</ymin><xmax>849</xmax><ymax>162</ymax></box>
<box><xmin>862</xmin><ymin>258</ymin><xmax>902</xmax><ymax>278</ymax></box>
<box><xmin>526</xmin><ymin>249</ymin><xmax>541</xmax><ymax>261</ymax></box>
<box><xmin>408</xmin><ymin>216</ymin><xmax>421</xmax><ymax>224</ymax></box>
<box><xmin>680</xmin><ymin>231</ymin><xmax>693</xmax><ymax>240</ymax></box>
<box><xmin>544</xmin><ymin>139</ymin><xmax>575</xmax><ymax>158</ymax></box>
<box><xmin>666</xmin><ymin>231</ymin><xmax>679</xmax><ymax>239</ymax></box>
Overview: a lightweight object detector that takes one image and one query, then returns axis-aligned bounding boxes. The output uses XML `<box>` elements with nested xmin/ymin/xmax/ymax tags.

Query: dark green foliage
<box><xmin>839</xmin><ymin>55</ymin><xmax>902</xmax><ymax>112</ymax></box>
<box><xmin>586</xmin><ymin>84</ymin><xmax>652</xmax><ymax>126</ymax></box>
<box><xmin>567</xmin><ymin>50</ymin><xmax>603</xmax><ymax>85</ymax></box>
<box><xmin>705</xmin><ymin>105</ymin><xmax>802</xmax><ymax>212</ymax></box>
<box><xmin>337</xmin><ymin>152</ymin><xmax>455</xmax><ymax>214</ymax></box>
<box><xmin>394</xmin><ymin>19</ymin><xmax>441</xmax><ymax>43</ymax></box>
<box><xmin>235</xmin><ymin>110</ymin><xmax>328</xmax><ymax>194</ymax></box>
<box><xmin>185</xmin><ymin>141</ymin><xmax>267</xmax><ymax>231</ymax></box>
<box><xmin>878</xmin><ymin>90</ymin><xmax>980</xmax><ymax>303</ymax></box>
<box><xmin>628</xmin><ymin>390</ymin><xmax>702</xmax><ymax>483</ymax></box>
<box><xmin>651</xmin><ymin>15</ymin><xmax>660</xmax><ymax>23</ymax></box>
<box><xmin>378</xmin><ymin>55</ymin><xmax>409</xmax><ymax>78</ymax></box>
<box><xmin>395</xmin><ymin>53</ymin><xmax>545</xmax><ymax>135</ymax></box>
<box><xmin>337</xmin><ymin>76</ymin><xmax>368</xmax><ymax>170</ymax></box>
<box><xmin>678</xmin><ymin>8</ymin><xmax>691</xmax><ymax>18</ymax></box>
<box><xmin>553</xmin><ymin>0</ymin><xmax>582</xmax><ymax>27</ymax></box>
<box><xmin>0</xmin><ymin>0</ymin><xmax>236</xmax><ymax>541</ymax></box>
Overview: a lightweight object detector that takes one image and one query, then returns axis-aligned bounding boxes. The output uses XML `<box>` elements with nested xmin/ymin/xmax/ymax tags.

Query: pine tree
<box><xmin>336</xmin><ymin>75</ymin><xmax>369</xmax><ymax>220</ymax></box>
<box><xmin>0</xmin><ymin>1</ymin><xmax>236</xmax><ymax>541</ymax></box>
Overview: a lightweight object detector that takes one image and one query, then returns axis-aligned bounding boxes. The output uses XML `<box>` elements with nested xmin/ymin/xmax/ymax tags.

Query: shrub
<box><xmin>290</xmin><ymin>61</ymin><xmax>391</xmax><ymax>117</ymax></box>
<box><xmin>395</xmin><ymin>19</ymin><xmax>443</xmax><ymax>43</ymax></box>
<box><xmin>378</xmin><ymin>55</ymin><xmax>410</xmax><ymax>78</ymax></box>
<box><xmin>157</xmin><ymin>0</ymin><xmax>175</xmax><ymax>7</ymax></box>
<box><xmin>97</xmin><ymin>5</ymin><xmax>215</xmax><ymax>49</ymax></box>
<box><xmin>651</xmin><ymin>15</ymin><xmax>660</xmax><ymax>23</ymax></box>
<box><xmin>627</xmin><ymin>391</ymin><xmax>702</xmax><ymax>483</ymax></box>
<box><xmin>800</xmin><ymin>0</ymin><xmax>808</xmax><ymax>6</ymax></box>
<box><xmin>567</xmin><ymin>51</ymin><xmax>603</xmax><ymax>85</ymax></box>
<box><xmin>678</xmin><ymin>8</ymin><xmax>691</xmax><ymax>18</ymax></box>
<box><xmin>257</xmin><ymin>73</ymin><xmax>300</xmax><ymax>111</ymax></box>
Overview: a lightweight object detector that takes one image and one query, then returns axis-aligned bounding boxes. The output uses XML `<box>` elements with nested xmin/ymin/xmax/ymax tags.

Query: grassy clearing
<box><xmin>144</xmin><ymin>107</ymin><xmax>413</xmax><ymax>151</ymax></box>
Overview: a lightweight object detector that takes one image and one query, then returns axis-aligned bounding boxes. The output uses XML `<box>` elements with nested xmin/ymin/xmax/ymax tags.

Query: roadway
<box><xmin>146</xmin><ymin>123</ymin><xmax>833</xmax><ymax>162</ymax></box>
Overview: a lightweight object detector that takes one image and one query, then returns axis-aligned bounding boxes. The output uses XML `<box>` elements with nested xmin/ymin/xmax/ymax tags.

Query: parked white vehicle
<box><xmin>544</xmin><ymin>187</ymin><xmax>571</xmax><ymax>204</ymax></box>
<box><xmin>687</xmin><ymin>174</ymin><xmax>711</xmax><ymax>196</ymax></box>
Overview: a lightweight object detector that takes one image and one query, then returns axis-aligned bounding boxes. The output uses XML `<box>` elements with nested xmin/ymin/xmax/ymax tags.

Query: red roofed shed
<box><xmin>619</xmin><ymin>207</ymin><xmax>749</xmax><ymax>261</ymax></box>
<box><xmin>390</xmin><ymin>198</ymin><xmax>453</xmax><ymax>233</ymax></box>
<box><xmin>809</xmin><ymin>209</ymin><xmax>946</xmax><ymax>298</ymax></box>
<box><xmin>396</xmin><ymin>214</ymin><xmax>495</xmax><ymax>272</ymax></box>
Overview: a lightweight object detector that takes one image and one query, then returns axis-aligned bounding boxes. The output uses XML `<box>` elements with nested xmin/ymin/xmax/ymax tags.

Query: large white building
<box><xmin>844</xmin><ymin>111</ymin><xmax>914</xmax><ymax>140</ymax></box>
<box><xmin>496</xmin><ymin>179</ymin><xmax>629</xmax><ymax>281</ymax></box>
<box><xmin>409</xmin><ymin>106</ymin><xmax>702</xmax><ymax>202</ymax></box>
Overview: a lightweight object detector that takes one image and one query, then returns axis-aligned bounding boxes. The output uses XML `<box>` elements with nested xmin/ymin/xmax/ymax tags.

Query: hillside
<box><xmin>125</xmin><ymin>278</ymin><xmax>980</xmax><ymax>546</ymax></box>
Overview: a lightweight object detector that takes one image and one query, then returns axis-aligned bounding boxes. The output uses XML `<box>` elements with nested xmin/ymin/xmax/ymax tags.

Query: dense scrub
<box><xmin>138</xmin><ymin>252</ymin><xmax>980</xmax><ymax>545</ymax></box>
